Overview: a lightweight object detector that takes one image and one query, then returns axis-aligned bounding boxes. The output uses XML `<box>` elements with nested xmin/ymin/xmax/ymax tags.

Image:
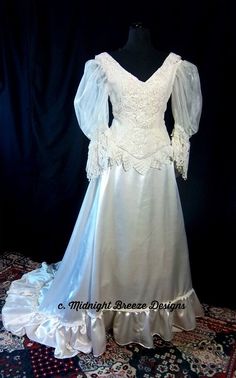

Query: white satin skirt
<box><xmin>2</xmin><ymin>162</ymin><xmax>204</xmax><ymax>358</ymax></box>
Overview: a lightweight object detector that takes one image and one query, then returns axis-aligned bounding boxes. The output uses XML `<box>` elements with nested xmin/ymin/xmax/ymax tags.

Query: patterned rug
<box><xmin>0</xmin><ymin>251</ymin><xmax>235</xmax><ymax>378</ymax></box>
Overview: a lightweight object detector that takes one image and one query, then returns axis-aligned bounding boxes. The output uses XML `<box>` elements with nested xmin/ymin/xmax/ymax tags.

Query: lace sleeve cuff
<box><xmin>171</xmin><ymin>123</ymin><xmax>190</xmax><ymax>180</ymax></box>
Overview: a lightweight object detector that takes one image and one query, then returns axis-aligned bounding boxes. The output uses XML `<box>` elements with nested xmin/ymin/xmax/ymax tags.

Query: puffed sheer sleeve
<box><xmin>171</xmin><ymin>60</ymin><xmax>202</xmax><ymax>180</ymax></box>
<box><xmin>74</xmin><ymin>59</ymin><xmax>109</xmax><ymax>139</ymax></box>
<box><xmin>74</xmin><ymin>59</ymin><xmax>110</xmax><ymax>180</ymax></box>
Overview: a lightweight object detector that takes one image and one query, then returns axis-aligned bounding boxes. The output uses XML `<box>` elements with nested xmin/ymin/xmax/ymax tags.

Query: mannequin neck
<box><xmin>122</xmin><ymin>26</ymin><xmax>155</xmax><ymax>54</ymax></box>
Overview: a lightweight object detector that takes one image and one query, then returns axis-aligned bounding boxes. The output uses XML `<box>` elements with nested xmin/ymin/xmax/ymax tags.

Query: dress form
<box><xmin>108</xmin><ymin>24</ymin><xmax>169</xmax><ymax>82</ymax></box>
<box><xmin>108</xmin><ymin>23</ymin><xmax>180</xmax><ymax>176</ymax></box>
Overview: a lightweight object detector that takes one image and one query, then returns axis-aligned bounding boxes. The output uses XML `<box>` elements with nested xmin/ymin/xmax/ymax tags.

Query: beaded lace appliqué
<box><xmin>170</xmin><ymin>123</ymin><xmax>190</xmax><ymax>180</ymax></box>
<box><xmin>86</xmin><ymin>52</ymin><xmax>190</xmax><ymax>181</ymax></box>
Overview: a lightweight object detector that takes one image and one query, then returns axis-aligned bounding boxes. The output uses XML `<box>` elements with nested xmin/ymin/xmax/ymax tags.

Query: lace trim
<box><xmin>86</xmin><ymin>126</ymin><xmax>174</xmax><ymax>180</ymax></box>
<box><xmin>86</xmin><ymin>125</ymin><xmax>111</xmax><ymax>179</ymax></box>
<box><xmin>171</xmin><ymin>123</ymin><xmax>190</xmax><ymax>180</ymax></box>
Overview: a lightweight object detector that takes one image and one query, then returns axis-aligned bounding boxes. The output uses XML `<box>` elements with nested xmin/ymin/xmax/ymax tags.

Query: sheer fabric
<box><xmin>171</xmin><ymin>60</ymin><xmax>202</xmax><ymax>179</ymax></box>
<box><xmin>74</xmin><ymin>60</ymin><xmax>109</xmax><ymax>140</ymax></box>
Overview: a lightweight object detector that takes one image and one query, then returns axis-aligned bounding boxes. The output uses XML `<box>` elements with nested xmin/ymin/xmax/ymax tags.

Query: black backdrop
<box><xmin>0</xmin><ymin>1</ymin><xmax>235</xmax><ymax>309</ymax></box>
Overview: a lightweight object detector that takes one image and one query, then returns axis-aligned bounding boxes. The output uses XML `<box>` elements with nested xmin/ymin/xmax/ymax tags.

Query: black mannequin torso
<box><xmin>108</xmin><ymin>24</ymin><xmax>170</xmax><ymax>82</ymax></box>
<box><xmin>106</xmin><ymin>24</ymin><xmax>177</xmax><ymax>177</ymax></box>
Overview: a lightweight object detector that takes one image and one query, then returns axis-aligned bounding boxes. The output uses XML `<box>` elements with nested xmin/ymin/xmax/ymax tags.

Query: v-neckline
<box><xmin>102</xmin><ymin>51</ymin><xmax>174</xmax><ymax>84</ymax></box>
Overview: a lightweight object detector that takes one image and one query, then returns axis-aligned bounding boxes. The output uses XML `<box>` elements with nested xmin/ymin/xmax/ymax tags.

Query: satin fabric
<box><xmin>2</xmin><ymin>164</ymin><xmax>204</xmax><ymax>358</ymax></box>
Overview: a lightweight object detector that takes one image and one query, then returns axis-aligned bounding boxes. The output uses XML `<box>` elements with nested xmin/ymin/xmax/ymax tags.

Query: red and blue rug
<box><xmin>0</xmin><ymin>251</ymin><xmax>235</xmax><ymax>377</ymax></box>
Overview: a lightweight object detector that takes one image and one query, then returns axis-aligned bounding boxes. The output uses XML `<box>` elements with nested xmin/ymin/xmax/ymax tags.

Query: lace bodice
<box><xmin>96</xmin><ymin>52</ymin><xmax>180</xmax><ymax>128</ymax></box>
<box><xmin>74</xmin><ymin>51</ymin><xmax>202</xmax><ymax>180</ymax></box>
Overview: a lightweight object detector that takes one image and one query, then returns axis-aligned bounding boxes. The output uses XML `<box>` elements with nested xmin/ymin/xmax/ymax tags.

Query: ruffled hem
<box><xmin>2</xmin><ymin>262</ymin><xmax>204</xmax><ymax>358</ymax></box>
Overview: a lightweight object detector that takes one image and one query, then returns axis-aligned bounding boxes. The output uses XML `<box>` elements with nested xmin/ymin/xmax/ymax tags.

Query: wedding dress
<box><xmin>2</xmin><ymin>51</ymin><xmax>204</xmax><ymax>358</ymax></box>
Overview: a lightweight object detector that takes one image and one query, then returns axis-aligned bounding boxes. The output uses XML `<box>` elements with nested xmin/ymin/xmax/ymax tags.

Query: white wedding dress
<box><xmin>2</xmin><ymin>51</ymin><xmax>204</xmax><ymax>358</ymax></box>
